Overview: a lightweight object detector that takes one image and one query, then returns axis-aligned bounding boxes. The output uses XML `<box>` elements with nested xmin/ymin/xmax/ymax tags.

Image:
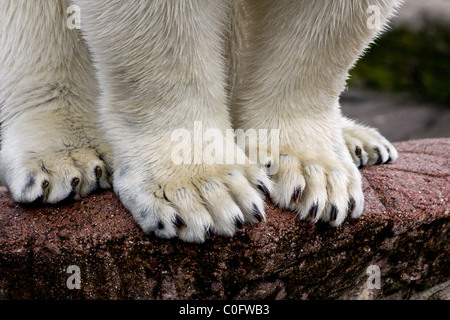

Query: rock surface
<box><xmin>0</xmin><ymin>139</ymin><xmax>448</xmax><ymax>300</ymax></box>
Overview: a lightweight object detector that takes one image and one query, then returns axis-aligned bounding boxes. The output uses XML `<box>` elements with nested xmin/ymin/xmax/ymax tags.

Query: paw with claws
<box><xmin>261</xmin><ymin>116</ymin><xmax>397</xmax><ymax>227</ymax></box>
<box><xmin>265</xmin><ymin>147</ymin><xmax>364</xmax><ymax>227</ymax></box>
<box><xmin>115</xmin><ymin>159</ymin><xmax>271</xmax><ymax>242</ymax></box>
<box><xmin>0</xmin><ymin>108</ymin><xmax>113</xmax><ymax>204</ymax></box>
<box><xmin>342</xmin><ymin>117</ymin><xmax>398</xmax><ymax>168</ymax></box>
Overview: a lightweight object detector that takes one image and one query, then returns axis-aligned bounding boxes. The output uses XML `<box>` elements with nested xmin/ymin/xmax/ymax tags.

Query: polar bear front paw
<box><xmin>0</xmin><ymin>109</ymin><xmax>113</xmax><ymax>204</ymax></box>
<box><xmin>114</xmin><ymin>162</ymin><xmax>271</xmax><ymax>243</ymax></box>
<box><xmin>0</xmin><ymin>146</ymin><xmax>112</xmax><ymax>204</ymax></box>
<box><xmin>266</xmin><ymin>147</ymin><xmax>364</xmax><ymax>227</ymax></box>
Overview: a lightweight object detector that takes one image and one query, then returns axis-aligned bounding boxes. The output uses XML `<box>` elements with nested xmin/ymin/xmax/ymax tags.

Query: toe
<box><xmin>325</xmin><ymin>169</ymin><xmax>350</xmax><ymax>226</ymax></box>
<box><xmin>272</xmin><ymin>154</ymin><xmax>306</xmax><ymax>208</ymax></box>
<box><xmin>170</xmin><ymin>187</ymin><xmax>214</xmax><ymax>243</ymax></box>
<box><xmin>72</xmin><ymin>149</ymin><xmax>112</xmax><ymax>196</ymax></box>
<box><xmin>195</xmin><ymin>178</ymin><xmax>244</xmax><ymax>236</ymax></box>
<box><xmin>225</xmin><ymin>168</ymin><xmax>266</xmax><ymax>224</ymax></box>
<box><xmin>245</xmin><ymin>165</ymin><xmax>273</xmax><ymax>200</ymax></box>
<box><xmin>298</xmin><ymin>163</ymin><xmax>328</xmax><ymax>220</ymax></box>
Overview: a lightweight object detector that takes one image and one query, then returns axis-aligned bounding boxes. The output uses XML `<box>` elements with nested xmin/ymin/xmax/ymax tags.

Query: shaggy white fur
<box><xmin>0</xmin><ymin>0</ymin><xmax>402</xmax><ymax>242</ymax></box>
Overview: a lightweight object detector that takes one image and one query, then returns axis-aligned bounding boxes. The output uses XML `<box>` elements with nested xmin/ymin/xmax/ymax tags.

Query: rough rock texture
<box><xmin>0</xmin><ymin>139</ymin><xmax>448</xmax><ymax>300</ymax></box>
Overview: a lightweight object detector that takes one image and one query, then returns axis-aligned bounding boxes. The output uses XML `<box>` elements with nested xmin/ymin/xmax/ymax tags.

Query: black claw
<box><xmin>173</xmin><ymin>215</ymin><xmax>187</xmax><ymax>229</ymax></box>
<box><xmin>384</xmin><ymin>147</ymin><xmax>393</xmax><ymax>164</ymax></box>
<box><xmin>234</xmin><ymin>217</ymin><xmax>244</xmax><ymax>230</ymax></box>
<box><xmin>358</xmin><ymin>162</ymin><xmax>364</xmax><ymax>169</ymax></box>
<box><xmin>71</xmin><ymin>177</ymin><xmax>80</xmax><ymax>189</ymax></box>
<box><xmin>291</xmin><ymin>187</ymin><xmax>302</xmax><ymax>203</ymax></box>
<box><xmin>42</xmin><ymin>180</ymin><xmax>49</xmax><ymax>190</ymax></box>
<box><xmin>157</xmin><ymin>221</ymin><xmax>164</xmax><ymax>230</ymax></box>
<box><xmin>257</xmin><ymin>181</ymin><xmax>271</xmax><ymax>198</ymax></box>
<box><xmin>355</xmin><ymin>146</ymin><xmax>364</xmax><ymax>168</ymax></box>
<box><xmin>206</xmin><ymin>226</ymin><xmax>217</xmax><ymax>238</ymax></box>
<box><xmin>374</xmin><ymin>155</ymin><xmax>383</xmax><ymax>165</ymax></box>
<box><xmin>330</xmin><ymin>205</ymin><xmax>338</xmax><ymax>222</ymax></box>
<box><xmin>264</xmin><ymin>161</ymin><xmax>273</xmax><ymax>178</ymax></box>
<box><xmin>348</xmin><ymin>198</ymin><xmax>356</xmax><ymax>214</ymax></box>
<box><xmin>94</xmin><ymin>166</ymin><xmax>103</xmax><ymax>180</ymax></box>
<box><xmin>309</xmin><ymin>204</ymin><xmax>318</xmax><ymax>219</ymax></box>
<box><xmin>355</xmin><ymin>146</ymin><xmax>362</xmax><ymax>157</ymax></box>
<box><xmin>252</xmin><ymin>203</ymin><xmax>264</xmax><ymax>222</ymax></box>
<box><xmin>373</xmin><ymin>147</ymin><xmax>383</xmax><ymax>165</ymax></box>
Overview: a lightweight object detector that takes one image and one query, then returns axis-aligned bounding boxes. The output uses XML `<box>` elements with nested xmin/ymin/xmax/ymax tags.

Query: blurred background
<box><xmin>341</xmin><ymin>0</ymin><xmax>450</xmax><ymax>142</ymax></box>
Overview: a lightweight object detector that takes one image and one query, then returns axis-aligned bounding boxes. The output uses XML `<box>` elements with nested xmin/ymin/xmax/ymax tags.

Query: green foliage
<box><xmin>349</xmin><ymin>23</ymin><xmax>450</xmax><ymax>105</ymax></box>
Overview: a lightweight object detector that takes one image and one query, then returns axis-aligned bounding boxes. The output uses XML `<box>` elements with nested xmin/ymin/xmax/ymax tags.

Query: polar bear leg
<box><xmin>233</xmin><ymin>0</ymin><xmax>403</xmax><ymax>226</ymax></box>
<box><xmin>74</xmin><ymin>0</ymin><xmax>269</xmax><ymax>242</ymax></box>
<box><xmin>0</xmin><ymin>0</ymin><xmax>112</xmax><ymax>203</ymax></box>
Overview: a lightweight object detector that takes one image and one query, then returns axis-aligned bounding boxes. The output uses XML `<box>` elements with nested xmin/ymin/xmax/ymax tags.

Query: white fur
<box><xmin>231</xmin><ymin>0</ymin><xmax>402</xmax><ymax>224</ymax></box>
<box><xmin>0</xmin><ymin>0</ymin><xmax>402</xmax><ymax>242</ymax></box>
<box><xmin>0</xmin><ymin>1</ymin><xmax>112</xmax><ymax>204</ymax></box>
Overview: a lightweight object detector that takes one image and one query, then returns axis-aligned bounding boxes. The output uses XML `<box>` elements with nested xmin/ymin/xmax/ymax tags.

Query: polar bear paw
<box><xmin>1</xmin><ymin>146</ymin><xmax>112</xmax><ymax>204</ymax></box>
<box><xmin>114</xmin><ymin>162</ymin><xmax>271</xmax><ymax>243</ymax></box>
<box><xmin>265</xmin><ymin>149</ymin><xmax>364</xmax><ymax>227</ymax></box>
<box><xmin>0</xmin><ymin>108</ymin><xmax>113</xmax><ymax>204</ymax></box>
<box><xmin>342</xmin><ymin>119</ymin><xmax>398</xmax><ymax>168</ymax></box>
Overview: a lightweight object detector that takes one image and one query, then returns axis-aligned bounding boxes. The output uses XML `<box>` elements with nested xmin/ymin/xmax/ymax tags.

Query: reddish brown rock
<box><xmin>0</xmin><ymin>138</ymin><xmax>448</xmax><ymax>299</ymax></box>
